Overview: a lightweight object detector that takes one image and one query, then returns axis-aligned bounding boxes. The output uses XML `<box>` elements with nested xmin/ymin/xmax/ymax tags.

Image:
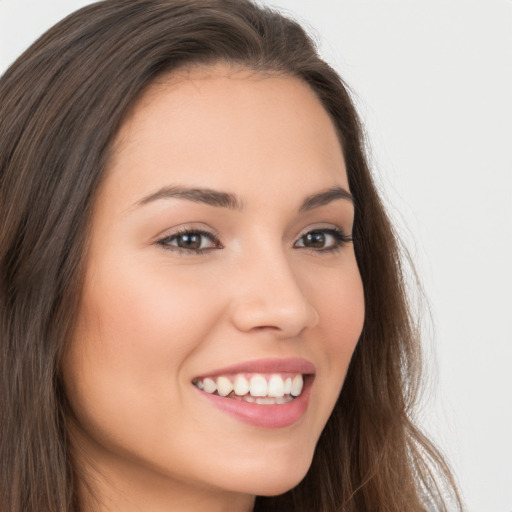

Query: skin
<box><xmin>62</xmin><ymin>65</ymin><xmax>365</xmax><ymax>512</ymax></box>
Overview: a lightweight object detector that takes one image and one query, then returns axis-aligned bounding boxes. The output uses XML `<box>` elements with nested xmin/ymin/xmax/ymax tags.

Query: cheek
<box><xmin>312</xmin><ymin>258</ymin><xmax>365</xmax><ymax>356</ymax></box>
<box><xmin>307</xmin><ymin>261</ymin><xmax>365</xmax><ymax>421</ymax></box>
<box><xmin>76</xmin><ymin>261</ymin><xmax>220</xmax><ymax>370</ymax></box>
<box><xmin>324</xmin><ymin>276</ymin><xmax>365</xmax><ymax>351</ymax></box>
<box><xmin>62</xmin><ymin>262</ymin><xmax>221</xmax><ymax>448</ymax></box>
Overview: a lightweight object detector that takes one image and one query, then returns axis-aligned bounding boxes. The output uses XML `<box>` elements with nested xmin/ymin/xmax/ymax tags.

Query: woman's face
<box><xmin>62</xmin><ymin>65</ymin><xmax>365</xmax><ymax>509</ymax></box>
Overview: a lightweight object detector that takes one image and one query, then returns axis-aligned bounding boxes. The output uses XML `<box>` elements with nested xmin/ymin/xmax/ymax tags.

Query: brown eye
<box><xmin>294</xmin><ymin>228</ymin><xmax>352</xmax><ymax>252</ymax></box>
<box><xmin>158</xmin><ymin>230</ymin><xmax>221</xmax><ymax>253</ymax></box>
<box><xmin>176</xmin><ymin>233</ymin><xmax>204</xmax><ymax>250</ymax></box>
<box><xmin>302</xmin><ymin>231</ymin><xmax>327</xmax><ymax>249</ymax></box>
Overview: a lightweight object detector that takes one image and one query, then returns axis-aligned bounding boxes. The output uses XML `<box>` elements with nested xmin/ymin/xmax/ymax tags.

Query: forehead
<box><xmin>103</xmin><ymin>64</ymin><xmax>348</xmax><ymax>208</ymax></box>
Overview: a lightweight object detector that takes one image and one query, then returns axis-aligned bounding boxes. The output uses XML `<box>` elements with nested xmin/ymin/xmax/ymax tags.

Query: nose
<box><xmin>229</xmin><ymin>250</ymin><xmax>319</xmax><ymax>339</ymax></box>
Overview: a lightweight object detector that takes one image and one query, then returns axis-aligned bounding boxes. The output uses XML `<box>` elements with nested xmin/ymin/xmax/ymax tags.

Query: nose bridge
<box><xmin>229</xmin><ymin>237</ymin><xmax>319</xmax><ymax>337</ymax></box>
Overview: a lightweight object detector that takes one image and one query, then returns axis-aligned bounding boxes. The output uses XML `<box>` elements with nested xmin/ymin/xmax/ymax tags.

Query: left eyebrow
<box><xmin>135</xmin><ymin>185</ymin><xmax>242</xmax><ymax>210</ymax></box>
<box><xmin>299</xmin><ymin>187</ymin><xmax>354</xmax><ymax>212</ymax></box>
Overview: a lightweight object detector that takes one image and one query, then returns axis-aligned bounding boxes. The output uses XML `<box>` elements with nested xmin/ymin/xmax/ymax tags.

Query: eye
<box><xmin>156</xmin><ymin>229</ymin><xmax>222</xmax><ymax>254</ymax></box>
<box><xmin>294</xmin><ymin>228</ymin><xmax>352</xmax><ymax>253</ymax></box>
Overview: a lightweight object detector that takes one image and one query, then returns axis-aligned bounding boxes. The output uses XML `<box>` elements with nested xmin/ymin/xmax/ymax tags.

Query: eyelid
<box><xmin>155</xmin><ymin>226</ymin><xmax>222</xmax><ymax>254</ymax></box>
<box><xmin>293</xmin><ymin>225</ymin><xmax>353</xmax><ymax>252</ymax></box>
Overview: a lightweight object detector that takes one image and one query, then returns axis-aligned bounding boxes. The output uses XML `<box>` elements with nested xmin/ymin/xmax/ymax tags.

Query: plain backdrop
<box><xmin>1</xmin><ymin>1</ymin><xmax>511</xmax><ymax>511</ymax></box>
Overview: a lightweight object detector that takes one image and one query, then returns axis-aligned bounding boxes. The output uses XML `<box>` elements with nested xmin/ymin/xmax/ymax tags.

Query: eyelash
<box><xmin>295</xmin><ymin>228</ymin><xmax>353</xmax><ymax>254</ymax></box>
<box><xmin>156</xmin><ymin>227</ymin><xmax>353</xmax><ymax>255</ymax></box>
<box><xmin>156</xmin><ymin>228</ymin><xmax>221</xmax><ymax>255</ymax></box>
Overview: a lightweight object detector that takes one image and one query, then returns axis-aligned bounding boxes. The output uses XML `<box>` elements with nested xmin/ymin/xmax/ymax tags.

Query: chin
<box><xmin>252</xmin><ymin>475</ymin><xmax>306</xmax><ymax>498</ymax></box>
<box><xmin>223</xmin><ymin>451</ymin><xmax>313</xmax><ymax>498</ymax></box>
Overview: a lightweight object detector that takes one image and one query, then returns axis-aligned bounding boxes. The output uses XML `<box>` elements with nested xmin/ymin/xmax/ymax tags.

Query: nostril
<box><xmin>254</xmin><ymin>325</ymin><xmax>280</xmax><ymax>331</ymax></box>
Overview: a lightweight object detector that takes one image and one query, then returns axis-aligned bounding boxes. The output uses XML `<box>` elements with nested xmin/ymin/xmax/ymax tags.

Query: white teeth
<box><xmin>202</xmin><ymin>378</ymin><xmax>216</xmax><ymax>394</ymax></box>
<box><xmin>290</xmin><ymin>375</ymin><xmax>304</xmax><ymax>397</ymax></box>
<box><xmin>194</xmin><ymin>372</ymin><xmax>306</xmax><ymax>400</ymax></box>
<box><xmin>216</xmin><ymin>376</ymin><xmax>233</xmax><ymax>397</ymax></box>
<box><xmin>249</xmin><ymin>375</ymin><xmax>268</xmax><ymax>397</ymax></box>
<box><xmin>267</xmin><ymin>374</ymin><xmax>285</xmax><ymax>397</ymax></box>
<box><xmin>283</xmin><ymin>377</ymin><xmax>292</xmax><ymax>395</ymax></box>
<box><xmin>233</xmin><ymin>375</ymin><xmax>250</xmax><ymax>396</ymax></box>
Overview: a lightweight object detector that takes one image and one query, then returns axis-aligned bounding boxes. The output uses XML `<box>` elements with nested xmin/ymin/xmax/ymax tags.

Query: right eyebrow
<box><xmin>299</xmin><ymin>187</ymin><xmax>354</xmax><ymax>212</ymax></box>
<box><xmin>134</xmin><ymin>185</ymin><xmax>243</xmax><ymax>210</ymax></box>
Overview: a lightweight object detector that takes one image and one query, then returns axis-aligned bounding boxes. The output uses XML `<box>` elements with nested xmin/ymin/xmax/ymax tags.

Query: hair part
<box><xmin>0</xmin><ymin>1</ymin><xmax>462</xmax><ymax>510</ymax></box>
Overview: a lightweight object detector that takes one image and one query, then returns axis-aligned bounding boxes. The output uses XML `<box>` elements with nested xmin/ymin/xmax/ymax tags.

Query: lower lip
<box><xmin>196</xmin><ymin>377</ymin><xmax>313</xmax><ymax>429</ymax></box>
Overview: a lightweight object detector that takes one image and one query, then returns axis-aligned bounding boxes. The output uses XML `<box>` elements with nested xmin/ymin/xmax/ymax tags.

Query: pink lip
<box><xmin>193</xmin><ymin>357</ymin><xmax>316</xmax><ymax>380</ymax></box>
<box><xmin>193</xmin><ymin>358</ymin><xmax>315</xmax><ymax>429</ymax></box>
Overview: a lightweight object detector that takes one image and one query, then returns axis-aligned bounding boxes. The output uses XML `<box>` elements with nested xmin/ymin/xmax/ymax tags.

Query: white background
<box><xmin>1</xmin><ymin>1</ymin><xmax>511</xmax><ymax>511</ymax></box>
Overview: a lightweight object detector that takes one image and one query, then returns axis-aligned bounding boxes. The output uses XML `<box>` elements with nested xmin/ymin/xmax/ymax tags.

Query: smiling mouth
<box><xmin>192</xmin><ymin>373</ymin><xmax>307</xmax><ymax>405</ymax></box>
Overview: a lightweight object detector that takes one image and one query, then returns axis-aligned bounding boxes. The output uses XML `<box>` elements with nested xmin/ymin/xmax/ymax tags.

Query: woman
<box><xmin>0</xmin><ymin>1</ymin><xmax>462</xmax><ymax>511</ymax></box>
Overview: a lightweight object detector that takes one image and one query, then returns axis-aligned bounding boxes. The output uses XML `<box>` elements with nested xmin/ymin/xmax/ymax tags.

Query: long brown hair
<box><xmin>0</xmin><ymin>1</ymin><xmax>462</xmax><ymax>510</ymax></box>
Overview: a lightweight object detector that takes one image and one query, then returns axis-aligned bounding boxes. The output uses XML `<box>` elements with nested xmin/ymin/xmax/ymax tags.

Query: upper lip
<box><xmin>194</xmin><ymin>357</ymin><xmax>316</xmax><ymax>379</ymax></box>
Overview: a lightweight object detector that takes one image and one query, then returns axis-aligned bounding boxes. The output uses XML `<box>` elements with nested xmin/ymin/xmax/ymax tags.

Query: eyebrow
<box><xmin>299</xmin><ymin>187</ymin><xmax>354</xmax><ymax>212</ymax></box>
<box><xmin>135</xmin><ymin>185</ymin><xmax>353</xmax><ymax>211</ymax></box>
<box><xmin>136</xmin><ymin>186</ymin><xmax>242</xmax><ymax>210</ymax></box>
